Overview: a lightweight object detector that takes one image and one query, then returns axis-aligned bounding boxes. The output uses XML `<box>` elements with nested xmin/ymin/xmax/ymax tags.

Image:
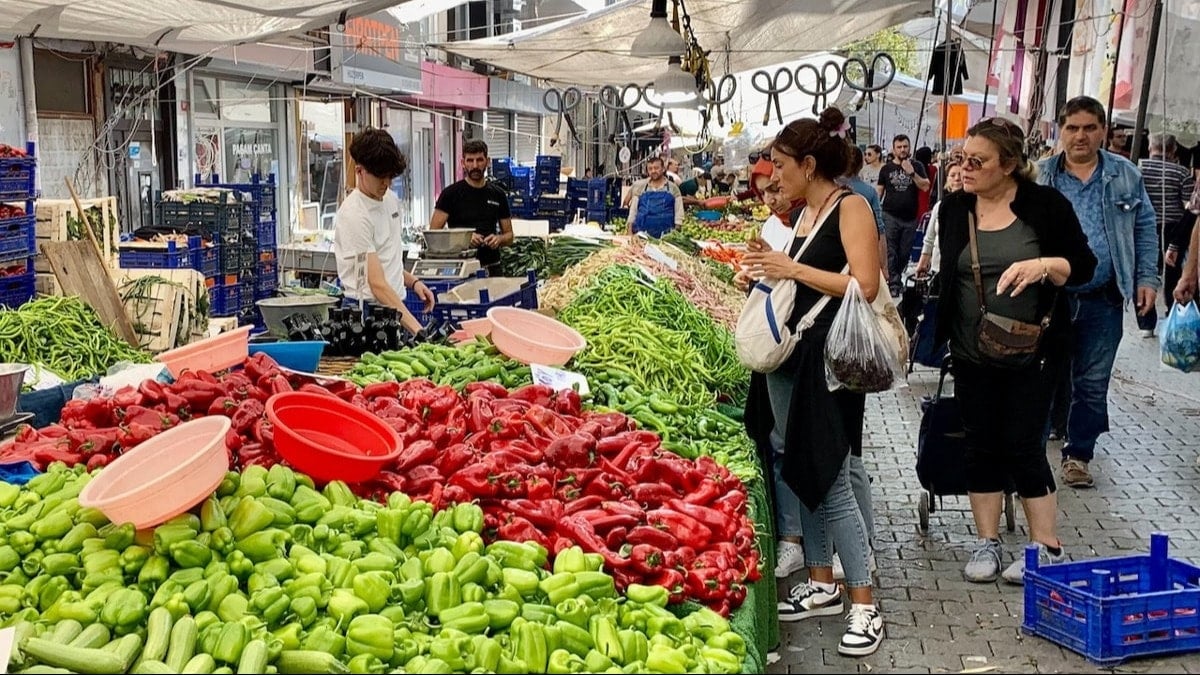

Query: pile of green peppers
<box><xmin>0</xmin><ymin>463</ymin><xmax>749</xmax><ymax>674</ymax></box>
<box><xmin>346</xmin><ymin>341</ymin><xmax>530</xmax><ymax>391</ymax></box>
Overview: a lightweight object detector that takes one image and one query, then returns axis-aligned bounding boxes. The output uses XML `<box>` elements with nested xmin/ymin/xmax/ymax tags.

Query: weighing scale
<box><xmin>408</xmin><ymin>250</ymin><xmax>483</xmax><ymax>281</ymax></box>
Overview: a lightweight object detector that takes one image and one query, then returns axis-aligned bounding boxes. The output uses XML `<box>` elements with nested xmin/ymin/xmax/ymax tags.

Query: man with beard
<box><xmin>627</xmin><ymin>156</ymin><xmax>683</xmax><ymax>237</ymax></box>
<box><xmin>877</xmin><ymin>134</ymin><xmax>930</xmax><ymax>295</ymax></box>
<box><xmin>430</xmin><ymin>139</ymin><xmax>514</xmax><ymax>276</ymax></box>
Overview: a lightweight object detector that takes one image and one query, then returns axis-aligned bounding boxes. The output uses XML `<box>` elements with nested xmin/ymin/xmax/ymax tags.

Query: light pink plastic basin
<box><xmin>79</xmin><ymin>416</ymin><xmax>231</xmax><ymax>530</ymax></box>
<box><xmin>459</xmin><ymin>318</ymin><xmax>493</xmax><ymax>337</ymax></box>
<box><xmin>156</xmin><ymin>325</ymin><xmax>253</xmax><ymax>378</ymax></box>
<box><xmin>486</xmin><ymin>307</ymin><xmax>587</xmax><ymax>366</ymax></box>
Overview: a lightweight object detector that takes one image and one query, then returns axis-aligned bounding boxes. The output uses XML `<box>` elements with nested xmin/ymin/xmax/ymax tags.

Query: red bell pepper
<box><xmin>712</xmin><ymin>490</ymin><xmax>748</xmax><ymax>516</ymax></box>
<box><xmin>299</xmin><ymin>383</ymin><xmax>338</xmax><ymax>397</ymax></box>
<box><xmin>231</xmin><ymin>399</ymin><xmax>265</xmax><ymax>434</ymax></box>
<box><xmin>582</xmin><ymin>473</ymin><xmax>627</xmax><ymax>500</ymax></box>
<box><xmin>492</xmin><ymin>439</ymin><xmax>543</xmax><ymax>464</ymax></box>
<box><xmin>628</xmin><ymin>544</ymin><xmax>665</xmax><ymax>575</ymax></box>
<box><xmin>173</xmin><ymin>379</ymin><xmax>226</xmax><ymax>410</ymax></box>
<box><xmin>464</xmin><ymin>381</ymin><xmax>507</xmax><ymax>399</ymax></box>
<box><xmin>556</xmin><ymin>515</ymin><xmax>629</xmax><ymax>569</ymax></box>
<box><xmin>252</xmin><ymin>419</ymin><xmax>274</xmax><ymax>446</ymax></box>
<box><xmin>449</xmin><ymin>464</ymin><xmax>502</xmax><ymax>498</ymax></box>
<box><xmin>543</xmin><ymin>433</ymin><xmax>594</xmax><ymax>468</ymax></box>
<box><xmin>497</xmin><ymin>516</ymin><xmax>549</xmax><ymax>549</ymax></box>
<box><xmin>586</xmin><ymin>412</ymin><xmax>632</xmax><ymax>437</ymax></box>
<box><xmin>501</xmin><ymin>499</ymin><xmax>563</xmax><ymax>529</ymax></box>
<box><xmin>628</xmin><ymin>483</ymin><xmax>679</xmax><ymax>506</ymax></box>
<box><xmin>265</xmin><ymin>374</ymin><xmax>293</xmax><ymax>396</ymax></box>
<box><xmin>509</xmin><ymin>384</ymin><xmax>554</xmax><ymax>407</ymax></box>
<box><xmin>434</xmin><ymin>443</ymin><xmax>474</xmax><ymax>475</ymax></box>
<box><xmin>33</xmin><ymin>446</ymin><xmax>81</xmax><ymax>467</ymax></box>
<box><xmin>138</xmin><ymin>379</ymin><xmax>166</xmax><ymax>404</ymax></box>
<box><xmin>551</xmin><ymin>389</ymin><xmax>582</xmax><ymax>417</ymax></box>
<box><xmin>440</xmin><ymin>484</ymin><xmax>471</xmax><ymax>505</ymax></box>
<box><xmin>563</xmin><ymin>495</ymin><xmax>604</xmax><ymax>515</ymax></box>
<box><xmin>124</xmin><ymin>406</ymin><xmax>177</xmax><ymax>430</ymax></box>
<box><xmin>684</xmin><ymin>567</ymin><xmax>723</xmax><ymax>601</ymax></box>
<box><xmin>117</xmin><ymin>423</ymin><xmax>159</xmax><ymax>448</ymax></box>
<box><xmin>225</xmin><ymin>429</ymin><xmax>244</xmax><ymax>452</ymax></box>
<box><xmin>605</xmin><ymin>526</ymin><xmax>627</xmax><ymax>552</ymax></box>
<box><xmin>362</xmin><ymin>381</ymin><xmax>400</xmax><ymax>400</ymax></box>
<box><xmin>208</xmin><ymin>397</ymin><xmax>239</xmax><ymax>417</ymax></box>
<box><xmin>525</xmin><ymin>406</ymin><xmax>573</xmax><ymax>439</ymax></box>
<box><xmin>573</xmin><ymin>510</ymin><xmax>638</xmax><ymax>533</ymax></box>
<box><xmin>646</xmin><ymin>509</ymin><xmax>713</xmax><ymax>547</ymax></box>
<box><xmin>667</xmin><ymin>499</ymin><xmax>736</xmax><ymax>540</ymax></box>
<box><xmin>111</xmin><ymin>387</ymin><xmax>142</xmax><ymax>411</ymax></box>
<box><xmin>649</xmin><ymin>568</ymin><xmax>686</xmax><ymax>603</ymax></box>
<box><xmin>524</xmin><ymin>476</ymin><xmax>553</xmax><ymax>501</ymax></box>
<box><xmin>395</xmin><ymin>439</ymin><xmax>438</xmax><ymax>472</ymax></box>
<box><xmin>14</xmin><ymin>424</ymin><xmax>37</xmax><ymax>443</ymax></box>
<box><xmin>683</xmin><ymin>479</ymin><xmax>721</xmax><ymax>506</ymax></box>
<box><xmin>85</xmin><ymin>453</ymin><xmax>110</xmax><ymax>471</ymax></box>
<box><xmin>404</xmin><ymin>465</ymin><xmax>443</xmax><ymax>494</ymax></box>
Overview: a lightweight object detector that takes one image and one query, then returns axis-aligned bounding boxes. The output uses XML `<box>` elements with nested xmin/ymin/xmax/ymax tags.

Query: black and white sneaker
<box><xmin>777</xmin><ymin>581</ymin><xmax>842</xmax><ymax>622</ymax></box>
<box><xmin>838</xmin><ymin>604</ymin><xmax>884</xmax><ymax>656</ymax></box>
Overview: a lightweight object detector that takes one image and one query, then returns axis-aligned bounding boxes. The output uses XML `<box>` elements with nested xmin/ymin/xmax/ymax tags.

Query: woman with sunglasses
<box><xmin>933</xmin><ymin>118</ymin><xmax>1096</xmax><ymax>584</ymax></box>
<box><xmin>741</xmin><ymin>107</ymin><xmax>885</xmax><ymax>656</ymax></box>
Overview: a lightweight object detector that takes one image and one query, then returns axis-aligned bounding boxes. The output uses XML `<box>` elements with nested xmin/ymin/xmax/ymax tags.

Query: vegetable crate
<box><xmin>117</xmin><ymin>236</ymin><xmax>203</xmax><ymax>269</ymax></box>
<box><xmin>430</xmin><ymin>270</ymin><xmax>538</xmax><ymax>324</ymax></box>
<box><xmin>193</xmin><ymin>245</ymin><xmax>220</xmax><ymax>277</ymax></box>
<box><xmin>0</xmin><ymin>213</ymin><xmax>36</xmax><ymax>264</ymax></box>
<box><xmin>256</xmin><ymin>220</ymin><xmax>277</xmax><ymax>250</ymax></box>
<box><xmin>510</xmin><ymin>167</ymin><xmax>532</xmax><ymax>196</ymax></box>
<box><xmin>208</xmin><ymin>282</ymin><xmax>242</xmax><ymax>317</ymax></box>
<box><xmin>34</xmin><ymin>196</ymin><xmax>120</xmax><ymax>271</ymax></box>
<box><xmin>158</xmin><ymin>202</ymin><xmax>245</xmax><ymax>235</ymax></box>
<box><xmin>1023</xmin><ymin>533</ymin><xmax>1200</xmax><ymax>666</ymax></box>
<box><xmin>586</xmin><ymin>208</ymin><xmax>609</xmax><ymax>225</ymax></box>
<box><xmin>195</xmin><ymin>174</ymin><xmax>278</xmax><ymax>225</ymax></box>
<box><xmin>0</xmin><ymin>270</ymin><xmax>35</xmax><ymax>308</ymax></box>
<box><xmin>0</xmin><ymin>144</ymin><xmax>37</xmax><ymax>199</ymax></box>
<box><xmin>587</xmin><ymin>178</ymin><xmax>610</xmax><ymax>210</ymax></box>
<box><xmin>404</xmin><ymin>276</ymin><xmax>470</xmax><ymax>325</ymax></box>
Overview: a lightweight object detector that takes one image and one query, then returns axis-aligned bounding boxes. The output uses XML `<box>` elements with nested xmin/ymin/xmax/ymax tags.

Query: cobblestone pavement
<box><xmin>768</xmin><ymin>312</ymin><xmax>1200</xmax><ymax>673</ymax></box>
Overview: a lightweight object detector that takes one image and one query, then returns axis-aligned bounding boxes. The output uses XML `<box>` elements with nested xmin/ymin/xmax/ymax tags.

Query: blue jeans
<box><xmin>883</xmin><ymin>212</ymin><xmax>918</xmax><ymax>285</ymax></box>
<box><xmin>770</xmin><ymin>450</ymin><xmax>804</xmax><ymax>538</ymax></box>
<box><xmin>1063</xmin><ymin>292</ymin><xmax>1125</xmax><ymax>463</ymax></box>
<box><xmin>766</xmin><ymin>370</ymin><xmax>873</xmax><ymax>587</ymax></box>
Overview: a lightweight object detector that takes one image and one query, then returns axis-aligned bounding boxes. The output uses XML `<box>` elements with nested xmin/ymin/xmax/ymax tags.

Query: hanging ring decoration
<box><xmin>842</xmin><ymin>52</ymin><xmax>896</xmax><ymax>104</ymax></box>
<box><xmin>794</xmin><ymin>60</ymin><xmax>843</xmax><ymax>115</ymax></box>
<box><xmin>598</xmin><ymin>84</ymin><xmax>641</xmax><ymax>149</ymax></box>
<box><xmin>750</xmin><ymin>67</ymin><xmax>794</xmax><ymax>126</ymax></box>
<box><xmin>542</xmin><ymin>87</ymin><xmax>583</xmax><ymax>145</ymax></box>
<box><xmin>699</xmin><ymin>74</ymin><xmax>737</xmax><ymax>127</ymax></box>
<box><xmin>639</xmin><ymin>85</ymin><xmax>670</xmax><ymax>131</ymax></box>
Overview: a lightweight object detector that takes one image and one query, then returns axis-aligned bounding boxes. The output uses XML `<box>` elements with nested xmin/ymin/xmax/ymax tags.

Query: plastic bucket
<box><xmin>248</xmin><ymin>341</ymin><xmax>326</xmax><ymax>373</ymax></box>
<box><xmin>266</xmin><ymin>392</ymin><xmax>402</xmax><ymax>483</ymax></box>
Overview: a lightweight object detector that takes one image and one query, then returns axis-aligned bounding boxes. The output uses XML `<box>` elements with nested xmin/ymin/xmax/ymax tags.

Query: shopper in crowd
<box><xmin>741</xmin><ymin>107</ymin><xmax>885</xmax><ymax>657</ymax></box>
<box><xmin>1037</xmin><ymin>96</ymin><xmax>1159</xmax><ymax>489</ymax></box>
<box><xmin>914</xmin><ymin>146</ymin><xmax>939</xmax><ymax>221</ymax></box>
<box><xmin>429</xmin><ymin>139</ymin><xmax>515</xmax><ymax>277</ymax></box>
<box><xmin>935</xmin><ymin>117</ymin><xmax>1096</xmax><ymax>584</ymax></box>
<box><xmin>860</xmin><ymin>144</ymin><xmax>884</xmax><ymax>186</ymax></box>
<box><xmin>680</xmin><ymin>170</ymin><xmax>715</xmax><ymax>207</ymax></box>
<box><xmin>666</xmin><ymin>158</ymin><xmax>683</xmax><ymax>184</ymax></box>
<box><xmin>877</xmin><ymin>134</ymin><xmax>931</xmax><ymax>296</ymax></box>
<box><xmin>333</xmin><ymin>129</ymin><xmax>435</xmax><ymax>335</ymax></box>
<box><xmin>627</xmin><ymin>157</ymin><xmax>683</xmax><ymax>237</ymax></box>
<box><xmin>1175</xmin><ymin>185</ymin><xmax>1200</xmax><ymax>304</ymax></box>
<box><xmin>1138</xmin><ymin>133</ymin><xmax>1196</xmax><ymax>323</ymax></box>
<box><xmin>916</xmin><ymin>160</ymin><xmax>965</xmax><ymax>277</ymax></box>
<box><xmin>841</xmin><ymin>146</ymin><xmax>887</xmax><ymax>278</ymax></box>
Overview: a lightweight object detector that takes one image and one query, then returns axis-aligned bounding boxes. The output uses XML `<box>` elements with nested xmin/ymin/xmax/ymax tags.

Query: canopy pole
<box><xmin>912</xmin><ymin>0</ymin><xmax>940</xmax><ymax>148</ymax></box>
<box><xmin>1105</xmin><ymin>3</ymin><xmax>1129</xmax><ymax>123</ymax></box>
<box><xmin>981</xmin><ymin>0</ymin><xmax>1000</xmax><ymax>117</ymax></box>
<box><xmin>1129</xmin><ymin>0</ymin><xmax>1164</xmax><ymax>161</ymax></box>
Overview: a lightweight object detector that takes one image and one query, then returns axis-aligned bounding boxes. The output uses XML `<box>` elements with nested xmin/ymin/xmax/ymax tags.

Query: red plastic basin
<box><xmin>266</xmin><ymin>392</ymin><xmax>402</xmax><ymax>483</ymax></box>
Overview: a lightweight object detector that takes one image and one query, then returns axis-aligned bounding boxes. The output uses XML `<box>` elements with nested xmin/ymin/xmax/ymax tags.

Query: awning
<box><xmin>437</xmin><ymin>0</ymin><xmax>931</xmax><ymax>86</ymax></box>
<box><xmin>1</xmin><ymin>0</ymin><xmax>413</xmax><ymax>52</ymax></box>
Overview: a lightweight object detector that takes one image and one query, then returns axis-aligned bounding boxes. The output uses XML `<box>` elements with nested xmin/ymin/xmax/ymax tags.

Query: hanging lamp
<box><xmin>630</xmin><ymin>0</ymin><xmax>686</xmax><ymax>58</ymax></box>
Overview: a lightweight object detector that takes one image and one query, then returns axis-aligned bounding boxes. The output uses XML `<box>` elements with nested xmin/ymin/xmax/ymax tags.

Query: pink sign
<box><xmin>409</xmin><ymin>61</ymin><xmax>489</xmax><ymax>111</ymax></box>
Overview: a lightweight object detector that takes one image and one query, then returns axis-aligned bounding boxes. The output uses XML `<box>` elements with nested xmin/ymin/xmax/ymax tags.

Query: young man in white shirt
<box><xmin>334</xmin><ymin>129</ymin><xmax>435</xmax><ymax>335</ymax></box>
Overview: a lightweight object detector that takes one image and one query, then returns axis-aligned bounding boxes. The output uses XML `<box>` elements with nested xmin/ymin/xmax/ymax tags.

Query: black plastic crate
<box><xmin>158</xmin><ymin>202</ymin><xmax>244</xmax><ymax>235</ymax></box>
<box><xmin>195</xmin><ymin>174</ymin><xmax>278</xmax><ymax>224</ymax></box>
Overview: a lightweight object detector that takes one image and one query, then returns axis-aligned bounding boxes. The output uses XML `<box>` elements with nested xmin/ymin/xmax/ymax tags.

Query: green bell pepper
<box><xmin>301</xmin><ymin>624</ymin><xmax>346</xmax><ymax>658</ymax></box>
<box><xmin>266</xmin><ymin>465</ymin><xmax>297</xmax><ymax>501</ymax></box>
<box><xmin>553</xmin><ymin>546</ymin><xmax>590</xmax><ymax>574</ymax></box>
<box><xmin>471</xmin><ymin>635</ymin><xmax>501</xmax><ymax>672</ymax></box>
<box><xmin>460</xmin><ymin>582</ymin><xmax>486</xmax><ymax>604</ymax></box>
<box><xmin>355</xmin><ymin>552</ymin><xmax>396</xmax><ymax>574</ymax></box>
<box><xmin>214</xmin><ymin>621</ymin><xmax>250</xmax><ymax>664</ymax></box>
<box><xmin>626</xmin><ymin>583</ymin><xmax>669</xmax><ymax>608</ymax></box>
<box><xmin>590</xmin><ymin>616</ymin><xmax>624</xmax><ymax>663</ymax></box>
<box><xmin>57</xmin><ymin>522</ymin><xmax>97</xmax><ymax>553</ymax></box>
<box><xmin>451</xmin><ymin>503</ymin><xmax>484</xmax><ymax>534</ymax></box>
<box><xmin>324</xmin><ymin>555</ymin><xmax>359</xmax><ymax>589</ymax></box>
<box><xmin>329</xmin><ymin>588</ymin><xmax>369</xmax><ymax>625</ymax></box>
<box><xmin>483</xmin><ymin>599</ymin><xmax>520</xmax><ymax>631</ymax></box>
<box><xmin>255</xmin><ymin>558</ymin><xmax>295</xmax><ymax>582</ymax></box>
<box><xmin>521</xmin><ymin>602</ymin><xmax>558</xmax><ymax>625</ymax></box>
<box><xmin>289</xmin><ymin>595</ymin><xmax>318</xmax><ymax>627</ymax></box>
<box><xmin>618</xmin><ymin>629</ymin><xmax>648</xmax><ymax>665</ymax></box>
<box><xmin>322</xmin><ymin>480</ymin><xmax>357</xmax><ymax>508</ymax></box>
<box><xmin>392</xmin><ymin>578</ymin><xmax>424</xmax><ymax>608</ymax></box>
<box><xmin>236</xmin><ymin>529</ymin><xmax>286</xmax><ymax>563</ymax></box>
<box><xmin>700</xmin><ymin>646</ymin><xmax>742</xmax><ymax>674</ymax></box>
<box><xmin>502</xmin><ymin>568</ymin><xmax>541</xmax><ymax>599</ymax></box>
<box><xmin>557</xmin><ymin>621</ymin><xmax>595</xmax><ymax>657</ymax></box>
<box><xmin>681</xmin><ymin>607</ymin><xmax>730</xmax><ymax>640</ymax></box>
<box><xmin>346</xmin><ymin>614</ymin><xmax>394</xmax><ymax>661</ymax></box>
<box><xmin>584</xmin><ymin>649</ymin><xmax>615</xmax><ymax>673</ymax></box>
<box><xmin>428</xmin><ymin>634</ymin><xmax>470</xmax><ymax>671</ymax></box>
<box><xmin>170</xmin><ymin>540</ymin><xmax>213</xmax><ymax>569</ymax></box>
<box><xmin>225</xmin><ymin>550</ymin><xmax>254</xmax><ymax>581</ymax></box>
<box><xmin>451</xmin><ymin>531</ymin><xmax>485</xmax><ymax>561</ymax></box>
<box><xmin>229</xmin><ymin>499</ymin><xmax>274</xmax><ymax>540</ymax></box>
<box><xmin>422</xmin><ymin>548</ymin><xmax>456</xmax><ymax>576</ymax></box>
<box><xmin>548</xmin><ymin>648</ymin><xmax>587</xmax><ymax>674</ymax></box>
<box><xmin>352</xmin><ymin>571</ymin><xmax>393</xmax><ymax>614</ymax></box>
<box><xmin>515</xmin><ymin>619</ymin><xmax>549</xmax><ymax>672</ymax></box>
<box><xmin>347</xmin><ymin>653</ymin><xmax>387</xmax><ymax>674</ymax></box>
<box><xmin>438</xmin><ymin>601</ymin><xmax>489</xmax><ymax>634</ymax></box>
<box><xmin>423</xmin><ymin>572</ymin><xmax>461</xmax><ymax>618</ymax></box>
<box><xmin>272</xmin><ymin>622</ymin><xmax>303</xmax><ymax>651</ymax></box>
<box><xmin>201</xmin><ymin>496</ymin><xmax>227</xmax><ymax>532</ymax></box>
<box><xmin>398</xmin><ymin>556</ymin><xmax>424</xmax><ymax>583</ymax></box>
<box><xmin>646</xmin><ymin>643</ymin><xmax>691</xmax><ymax>672</ymax></box>
<box><xmin>30</xmin><ymin>509</ymin><xmax>73</xmax><ymax>540</ymax></box>
<box><xmin>217</xmin><ymin>593</ymin><xmax>249</xmax><ymax>622</ymax></box>
<box><xmin>100</xmin><ymin>587</ymin><xmax>147</xmax><ymax>634</ymax></box>
<box><xmin>486</xmin><ymin>540</ymin><xmax>545</xmax><ymax>571</ymax></box>
<box><xmin>452</xmin><ymin>551</ymin><xmax>489</xmax><ymax>586</ymax></box>
<box><xmin>374</xmin><ymin>509</ymin><xmax>406</xmax><ymax>544</ymax></box>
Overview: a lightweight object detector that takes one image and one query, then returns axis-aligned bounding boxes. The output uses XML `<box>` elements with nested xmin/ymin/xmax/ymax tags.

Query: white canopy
<box><xmin>438</xmin><ymin>0</ymin><xmax>930</xmax><ymax>86</ymax></box>
<box><xmin>0</xmin><ymin>0</ymin><xmax>409</xmax><ymax>52</ymax></box>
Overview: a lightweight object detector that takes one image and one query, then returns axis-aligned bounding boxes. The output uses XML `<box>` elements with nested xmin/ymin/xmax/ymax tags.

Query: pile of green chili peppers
<box><xmin>0</xmin><ymin>296</ymin><xmax>152</xmax><ymax>382</ymax></box>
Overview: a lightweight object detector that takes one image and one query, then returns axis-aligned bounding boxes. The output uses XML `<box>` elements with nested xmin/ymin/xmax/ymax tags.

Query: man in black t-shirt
<box><xmin>429</xmin><ymin>139</ymin><xmax>514</xmax><ymax>276</ymax></box>
<box><xmin>876</xmin><ymin>134</ymin><xmax>930</xmax><ymax>292</ymax></box>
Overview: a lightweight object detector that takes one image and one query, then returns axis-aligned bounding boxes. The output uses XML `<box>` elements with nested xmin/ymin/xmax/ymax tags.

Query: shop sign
<box><xmin>331</xmin><ymin>14</ymin><xmax>423</xmax><ymax>94</ymax></box>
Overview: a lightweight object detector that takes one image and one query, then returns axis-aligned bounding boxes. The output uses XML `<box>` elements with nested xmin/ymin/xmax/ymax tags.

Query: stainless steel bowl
<box><xmin>0</xmin><ymin>364</ymin><xmax>28</xmax><ymax>421</ymax></box>
<box><xmin>423</xmin><ymin>228</ymin><xmax>476</xmax><ymax>256</ymax></box>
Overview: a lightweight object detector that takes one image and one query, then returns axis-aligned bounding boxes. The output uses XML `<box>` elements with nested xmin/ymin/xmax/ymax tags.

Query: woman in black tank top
<box><xmin>742</xmin><ymin>108</ymin><xmax>887</xmax><ymax>657</ymax></box>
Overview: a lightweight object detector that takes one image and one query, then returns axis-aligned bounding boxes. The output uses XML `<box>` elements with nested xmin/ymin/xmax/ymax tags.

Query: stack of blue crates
<box><xmin>491</xmin><ymin>158</ymin><xmax>512</xmax><ymax>191</ymax></box>
<box><xmin>193</xmin><ymin>174</ymin><xmax>279</xmax><ymax>326</ymax></box>
<box><xmin>566</xmin><ymin>179</ymin><xmax>589</xmax><ymax>220</ymax></box>
<box><xmin>535</xmin><ymin>156</ymin><xmax>561</xmax><ymax>196</ymax></box>
<box><xmin>157</xmin><ymin>199</ymin><xmax>247</xmax><ymax>318</ymax></box>
<box><xmin>585</xmin><ymin>178</ymin><xmax>611</xmax><ymax>224</ymax></box>
<box><xmin>0</xmin><ymin>143</ymin><xmax>38</xmax><ymax>308</ymax></box>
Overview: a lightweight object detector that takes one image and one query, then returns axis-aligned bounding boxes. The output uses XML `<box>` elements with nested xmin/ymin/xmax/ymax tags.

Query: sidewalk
<box><xmin>768</xmin><ymin>312</ymin><xmax>1200</xmax><ymax>673</ymax></box>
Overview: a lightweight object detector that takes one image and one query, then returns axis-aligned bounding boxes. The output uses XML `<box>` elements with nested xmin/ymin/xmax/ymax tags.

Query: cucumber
<box><xmin>277</xmin><ymin>650</ymin><xmax>351</xmax><ymax>674</ymax></box>
<box><xmin>132</xmin><ymin>661</ymin><xmax>175</xmax><ymax>674</ymax></box>
<box><xmin>236</xmin><ymin>639</ymin><xmax>269</xmax><ymax>674</ymax></box>
<box><xmin>181</xmin><ymin>653</ymin><xmax>217</xmax><ymax>674</ymax></box>
<box><xmin>165</xmin><ymin>615</ymin><xmax>198</xmax><ymax>672</ymax></box>
<box><xmin>68</xmin><ymin>623</ymin><xmax>112</xmax><ymax>649</ymax></box>
<box><xmin>141</xmin><ymin>606</ymin><xmax>173</xmax><ymax>662</ymax></box>
<box><xmin>21</xmin><ymin>638</ymin><xmax>128</xmax><ymax>674</ymax></box>
<box><xmin>48</xmin><ymin>620</ymin><xmax>83</xmax><ymax>645</ymax></box>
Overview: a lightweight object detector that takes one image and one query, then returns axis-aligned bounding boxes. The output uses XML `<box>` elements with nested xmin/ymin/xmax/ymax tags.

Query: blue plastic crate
<box><xmin>0</xmin><ymin>271</ymin><xmax>34</xmax><ymax>308</ymax></box>
<box><xmin>196</xmin><ymin>174</ymin><xmax>277</xmax><ymax>224</ymax></box>
<box><xmin>209</xmin><ymin>283</ymin><xmax>242</xmax><ymax>317</ymax></box>
<box><xmin>548</xmin><ymin>216</ymin><xmax>568</xmax><ymax>232</ymax></box>
<box><xmin>491</xmin><ymin>158</ymin><xmax>512</xmax><ymax>178</ymax></box>
<box><xmin>119</xmin><ymin>236</ymin><xmax>202</xmax><ymax>269</ymax></box>
<box><xmin>1023</xmin><ymin>533</ymin><xmax>1200</xmax><ymax>666</ymax></box>
<box><xmin>0</xmin><ymin>145</ymin><xmax>37</xmax><ymax>199</ymax></box>
<box><xmin>587</xmin><ymin>178</ymin><xmax>610</xmax><ymax>209</ymax></box>
<box><xmin>430</xmin><ymin>270</ymin><xmax>537</xmax><ymax>324</ymax></box>
<box><xmin>585</xmin><ymin>209</ymin><xmax>609</xmax><ymax>224</ymax></box>
<box><xmin>536</xmin><ymin>155</ymin><xmax>562</xmax><ymax>169</ymax></box>
<box><xmin>510</xmin><ymin>167</ymin><xmax>532</xmax><ymax>193</ymax></box>
<box><xmin>538</xmin><ymin>196</ymin><xmax>568</xmax><ymax>212</ymax></box>
<box><xmin>192</xmin><ymin>245</ymin><xmax>220</xmax><ymax>276</ymax></box>
<box><xmin>0</xmin><ymin>215</ymin><xmax>35</xmax><ymax>263</ymax></box>
<box><xmin>566</xmin><ymin>178</ymin><xmax>588</xmax><ymax>198</ymax></box>
<box><xmin>535</xmin><ymin>178</ymin><xmax>559</xmax><ymax>196</ymax></box>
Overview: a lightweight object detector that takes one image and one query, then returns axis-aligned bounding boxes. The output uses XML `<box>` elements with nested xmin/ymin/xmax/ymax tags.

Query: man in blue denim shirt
<box><xmin>1037</xmin><ymin>96</ymin><xmax>1160</xmax><ymax>489</ymax></box>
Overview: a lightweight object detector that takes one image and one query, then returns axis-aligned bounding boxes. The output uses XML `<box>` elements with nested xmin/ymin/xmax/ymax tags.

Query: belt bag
<box><xmin>968</xmin><ymin>213</ymin><xmax>1055</xmax><ymax>368</ymax></box>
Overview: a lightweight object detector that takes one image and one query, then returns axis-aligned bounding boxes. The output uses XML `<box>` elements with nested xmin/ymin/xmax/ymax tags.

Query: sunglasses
<box><xmin>979</xmin><ymin>116</ymin><xmax>1024</xmax><ymax>139</ymax></box>
<box><xmin>958</xmin><ymin>155</ymin><xmax>986</xmax><ymax>171</ymax></box>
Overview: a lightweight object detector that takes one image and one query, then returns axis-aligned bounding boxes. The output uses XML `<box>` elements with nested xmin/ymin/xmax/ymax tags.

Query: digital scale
<box><xmin>408</xmin><ymin>252</ymin><xmax>482</xmax><ymax>281</ymax></box>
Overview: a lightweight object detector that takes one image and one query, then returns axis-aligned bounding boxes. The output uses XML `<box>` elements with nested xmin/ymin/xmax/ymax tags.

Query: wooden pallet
<box><xmin>35</xmin><ymin>197</ymin><xmax>120</xmax><ymax>273</ymax></box>
<box><xmin>317</xmin><ymin>356</ymin><xmax>359</xmax><ymax>377</ymax></box>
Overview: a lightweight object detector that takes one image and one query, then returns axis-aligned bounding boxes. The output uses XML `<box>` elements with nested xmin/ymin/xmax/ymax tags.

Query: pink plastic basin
<box><xmin>79</xmin><ymin>416</ymin><xmax>231</xmax><ymax>530</ymax></box>
<box><xmin>459</xmin><ymin>318</ymin><xmax>493</xmax><ymax>337</ymax></box>
<box><xmin>156</xmin><ymin>325</ymin><xmax>253</xmax><ymax>378</ymax></box>
<box><xmin>266</xmin><ymin>392</ymin><xmax>403</xmax><ymax>483</ymax></box>
<box><xmin>486</xmin><ymin>307</ymin><xmax>587</xmax><ymax>366</ymax></box>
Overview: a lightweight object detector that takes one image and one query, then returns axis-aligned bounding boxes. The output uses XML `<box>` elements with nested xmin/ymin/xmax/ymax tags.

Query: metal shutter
<box><xmin>484</xmin><ymin>111</ymin><xmax>512</xmax><ymax>161</ymax></box>
<box><xmin>514</xmin><ymin>114</ymin><xmax>541</xmax><ymax>164</ymax></box>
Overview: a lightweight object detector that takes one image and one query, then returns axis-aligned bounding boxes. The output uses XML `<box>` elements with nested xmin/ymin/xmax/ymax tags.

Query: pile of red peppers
<box><xmin>0</xmin><ymin>353</ymin><xmax>760</xmax><ymax>615</ymax></box>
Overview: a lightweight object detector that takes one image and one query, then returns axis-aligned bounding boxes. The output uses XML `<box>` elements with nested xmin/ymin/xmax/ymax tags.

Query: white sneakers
<box><xmin>778</xmin><ymin>581</ymin><xmax>885</xmax><ymax>657</ymax></box>
<box><xmin>775</xmin><ymin>540</ymin><xmax>805</xmax><ymax>578</ymax></box>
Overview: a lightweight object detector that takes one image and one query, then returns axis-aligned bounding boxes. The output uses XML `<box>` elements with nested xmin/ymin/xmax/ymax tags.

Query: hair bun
<box><xmin>818</xmin><ymin>107</ymin><xmax>846</xmax><ymax>133</ymax></box>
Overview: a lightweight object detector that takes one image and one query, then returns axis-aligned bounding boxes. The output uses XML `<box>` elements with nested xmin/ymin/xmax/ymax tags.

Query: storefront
<box><xmin>484</xmin><ymin>76</ymin><xmax>545</xmax><ymax>165</ymax></box>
